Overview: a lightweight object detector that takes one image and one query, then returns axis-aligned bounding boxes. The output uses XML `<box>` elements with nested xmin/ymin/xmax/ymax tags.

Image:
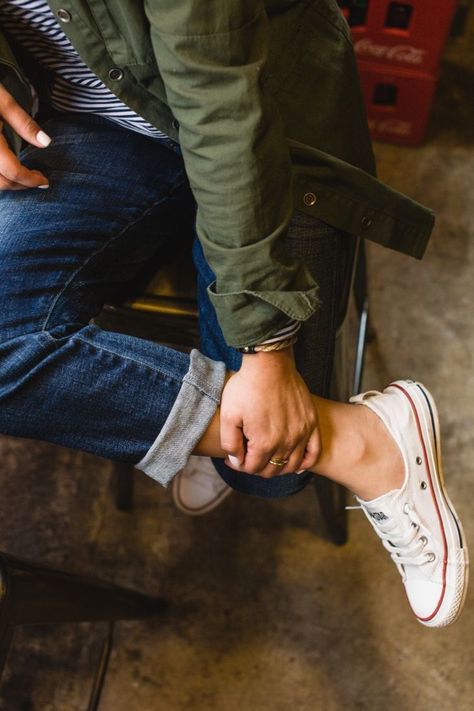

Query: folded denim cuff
<box><xmin>135</xmin><ymin>349</ymin><xmax>226</xmax><ymax>487</ymax></box>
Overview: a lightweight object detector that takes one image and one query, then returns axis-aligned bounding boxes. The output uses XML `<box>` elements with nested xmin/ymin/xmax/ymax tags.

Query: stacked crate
<box><xmin>337</xmin><ymin>1</ymin><xmax>458</xmax><ymax>144</ymax></box>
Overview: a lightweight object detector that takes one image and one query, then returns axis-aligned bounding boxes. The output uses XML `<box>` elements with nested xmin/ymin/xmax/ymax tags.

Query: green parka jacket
<box><xmin>0</xmin><ymin>0</ymin><xmax>435</xmax><ymax>347</ymax></box>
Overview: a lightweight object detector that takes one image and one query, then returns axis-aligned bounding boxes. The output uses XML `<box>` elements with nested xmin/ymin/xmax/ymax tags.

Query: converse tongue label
<box><xmin>369</xmin><ymin>511</ymin><xmax>389</xmax><ymax>522</ymax></box>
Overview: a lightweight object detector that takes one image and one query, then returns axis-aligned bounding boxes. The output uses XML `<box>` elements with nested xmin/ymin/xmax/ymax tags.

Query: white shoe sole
<box><xmin>172</xmin><ymin>474</ymin><xmax>233</xmax><ymax>517</ymax></box>
<box><xmin>394</xmin><ymin>381</ymin><xmax>469</xmax><ymax>627</ymax></box>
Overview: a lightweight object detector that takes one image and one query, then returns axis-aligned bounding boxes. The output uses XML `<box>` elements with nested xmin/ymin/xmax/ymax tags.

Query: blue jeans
<box><xmin>0</xmin><ymin>113</ymin><xmax>352</xmax><ymax>497</ymax></box>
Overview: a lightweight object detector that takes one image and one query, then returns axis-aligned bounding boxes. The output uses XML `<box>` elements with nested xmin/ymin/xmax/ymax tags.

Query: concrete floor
<box><xmin>0</xmin><ymin>13</ymin><xmax>473</xmax><ymax>711</ymax></box>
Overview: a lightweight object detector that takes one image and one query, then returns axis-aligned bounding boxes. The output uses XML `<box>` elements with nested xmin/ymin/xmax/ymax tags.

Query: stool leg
<box><xmin>87</xmin><ymin>621</ymin><xmax>115</xmax><ymax>711</ymax></box>
<box><xmin>352</xmin><ymin>296</ymin><xmax>369</xmax><ymax>396</ymax></box>
<box><xmin>1</xmin><ymin>554</ymin><xmax>166</xmax><ymax>628</ymax></box>
<box><xmin>0</xmin><ymin>624</ymin><xmax>14</xmax><ymax>680</ymax></box>
<box><xmin>354</xmin><ymin>240</ymin><xmax>375</xmax><ymax>344</ymax></box>
<box><xmin>0</xmin><ymin>555</ymin><xmax>166</xmax><ymax>708</ymax></box>
<box><xmin>113</xmin><ymin>463</ymin><xmax>135</xmax><ymax>511</ymax></box>
<box><xmin>313</xmin><ymin>478</ymin><xmax>348</xmax><ymax>546</ymax></box>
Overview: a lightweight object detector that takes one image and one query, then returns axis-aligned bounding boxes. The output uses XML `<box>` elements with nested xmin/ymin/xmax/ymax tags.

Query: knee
<box><xmin>0</xmin><ymin>308</ymin><xmax>44</xmax><ymax>346</ymax></box>
<box><xmin>0</xmin><ymin>330</ymin><xmax>58</xmax><ymax>407</ymax></box>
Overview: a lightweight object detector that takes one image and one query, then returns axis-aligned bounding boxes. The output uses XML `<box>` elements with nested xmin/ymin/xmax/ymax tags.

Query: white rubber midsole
<box><xmin>409</xmin><ymin>381</ymin><xmax>469</xmax><ymax>626</ymax></box>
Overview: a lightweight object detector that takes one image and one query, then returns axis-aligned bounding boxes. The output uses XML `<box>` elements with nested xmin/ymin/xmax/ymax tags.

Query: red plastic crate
<box><xmin>358</xmin><ymin>60</ymin><xmax>438</xmax><ymax>144</ymax></box>
<box><xmin>338</xmin><ymin>0</ymin><xmax>458</xmax><ymax>73</ymax></box>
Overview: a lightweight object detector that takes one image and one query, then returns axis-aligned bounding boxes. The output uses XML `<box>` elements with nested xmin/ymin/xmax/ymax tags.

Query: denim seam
<box><xmin>0</xmin><ymin>328</ymin><xmax>55</xmax><ymax>350</ymax></box>
<box><xmin>40</xmin><ymin>177</ymin><xmax>187</xmax><ymax>333</ymax></box>
<box><xmin>182</xmin><ymin>375</ymin><xmax>221</xmax><ymax>403</ymax></box>
<box><xmin>68</xmin><ymin>338</ymin><xmax>221</xmax><ymax>406</ymax></box>
<box><xmin>67</xmin><ymin>333</ymin><xmax>185</xmax><ymax>384</ymax></box>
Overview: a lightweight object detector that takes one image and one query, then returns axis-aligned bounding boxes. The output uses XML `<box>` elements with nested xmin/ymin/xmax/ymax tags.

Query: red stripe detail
<box><xmin>391</xmin><ymin>383</ymin><xmax>448</xmax><ymax>622</ymax></box>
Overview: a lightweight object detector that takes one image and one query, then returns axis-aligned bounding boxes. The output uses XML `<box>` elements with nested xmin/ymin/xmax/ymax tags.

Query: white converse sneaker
<box><xmin>172</xmin><ymin>456</ymin><xmax>232</xmax><ymax>516</ymax></box>
<box><xmin>350</xmin><ymin>380</ymin><xmax>468</xmax><ymax>627</ymax></box>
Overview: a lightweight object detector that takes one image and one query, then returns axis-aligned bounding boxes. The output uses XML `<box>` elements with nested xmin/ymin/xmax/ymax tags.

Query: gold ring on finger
<box><xmin>268</xmin><ymin>456</ymin><xmax>289</xmax><ymax>467</ymax></box>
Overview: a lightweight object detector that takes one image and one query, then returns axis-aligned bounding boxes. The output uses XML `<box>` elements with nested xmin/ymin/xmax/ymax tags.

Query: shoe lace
<box><xmin>348</xmin><ymin>501</ymin><xmax>435</xmax><ymax>575</ymax></box>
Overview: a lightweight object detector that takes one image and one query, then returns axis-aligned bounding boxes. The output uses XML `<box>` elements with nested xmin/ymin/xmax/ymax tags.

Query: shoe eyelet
<box><xmin>403</xmin><ymin>503</ymin><xmax>410</xmax><ymax>514</ymax></box>
<box><xmin>420</xmin><ymin>535</ymin><xmax>428</xmax><ymax>546</ymax></box>
<box><xmin>416</xmin><ymin>456</ymin><xmax>423</xmax><ymax>465</ymax></box>
<box><xmin>420</xmin><ymin>481</ymin><xmax>427</xmax><ymax>490</ymax></box>
<box><xmin>426</xmin><ymin>552</ymin><xmax>436</xmax><ymax>563</ymax></box>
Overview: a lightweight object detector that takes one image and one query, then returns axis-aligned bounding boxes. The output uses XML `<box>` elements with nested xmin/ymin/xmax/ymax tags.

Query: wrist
<box><xmin>241</xmin><ymin>345</ymin><xmax>295</xmax><ymax>369</ymax></box>
<box><xmin>236</xmin><ymin>321</ymin><xmax>301</xmax><ymax>356</ymax></box>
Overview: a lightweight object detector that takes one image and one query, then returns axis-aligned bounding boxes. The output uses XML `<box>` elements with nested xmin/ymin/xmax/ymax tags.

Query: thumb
<box><xmin>0</xmin><ymin>84</ymin><xmax>52</xmax><ymax>148</ymax></box>
<box><xmin>220</xmin><ymin>417</ymin><xmax>246</xmax><ymax>469</ymax></box>
<box><xmin>298</xmin><ymin>427</ymin><xmax>321</xmax><ymax>473</ymax></box>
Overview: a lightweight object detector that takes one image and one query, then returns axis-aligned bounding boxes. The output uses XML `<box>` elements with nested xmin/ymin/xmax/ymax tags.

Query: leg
<box><xmin>193</xmin><ymin>213</ymin><xmax>356</xmax><ymax>498</ymax></box>
<box><xmin>193</xmin><ymin>383</ymin><xmax>468</xmax><ymax>628</ymax></box>
<box><xmin>194</xmin><ymin>390</ymin><xmax>403</xmax><ymax>500</ymax></box>
<box><xmin>0</xmin><ymin>113</ymin><xmax>225</xmax><ymax>482</ymax></box>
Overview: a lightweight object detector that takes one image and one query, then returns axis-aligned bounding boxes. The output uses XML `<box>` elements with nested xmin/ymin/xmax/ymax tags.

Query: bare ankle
<box><xmin>350</xmin><ymin>407</ymin><xmax>405</xmax><ymax>500</ymax></box>
<box><xmin>306</xmin><ymin>398</ymin><xmax>404</xmax><ymax>501</ymax></box>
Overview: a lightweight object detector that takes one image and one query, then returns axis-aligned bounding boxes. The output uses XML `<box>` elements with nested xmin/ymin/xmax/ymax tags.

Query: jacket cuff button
<box><xmin>57</xmin><ymin>9</ymin><xmax>72</xmax><ymax>22</ymax></box>
<box><xmin>303</xmin><ymin>192</ymin><xmax>317</xmax><ymax>207</ymax></box>
<box><xmin>108</xmin><ymin>68</ymin><xmax>124</xmax><ymax>81</ymax></box>
<box><xmin>361</xmin><ymin>215</ymin><xmax>373</xmax><ymax>228</ymax></box>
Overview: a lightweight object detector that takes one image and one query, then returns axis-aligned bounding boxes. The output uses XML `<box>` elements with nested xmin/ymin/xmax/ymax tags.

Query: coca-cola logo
<box><xmin>355</xmin><ymin>38</ymin><xmax>426</xmax><ymax>65</ymax></box>
<box><xmin>368</xmin><ymin>118</ymin><xmax>412</xmax><ymax>137</ymax></box>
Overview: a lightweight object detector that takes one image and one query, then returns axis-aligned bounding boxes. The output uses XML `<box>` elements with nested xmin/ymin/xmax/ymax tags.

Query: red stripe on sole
<box><xmin>391</xmin><ymin>383</ymin><xmax>448</xmax><ymax>623</ymax></box>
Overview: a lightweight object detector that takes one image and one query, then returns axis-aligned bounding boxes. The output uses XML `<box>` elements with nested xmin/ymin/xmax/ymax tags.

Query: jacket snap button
<box><xmin>361</xmin><ymin>215</ymin><xmax>373</xmax><ymax>228</ymax></box>
<box><xmin>108</xmin><ymin>68</ymin><xmax>124</xmax><ymax>81</ymax></box>
<box><xmin>172</xmin><ymin>119</ymin><xmax>180</xmax><ymax>130</ymax></box>
<box><xmin>57</xmin><ymin>9</ymin><xmax>72</xmax><ymax>22</ymax></box>
<box><xmin>303</xmin><ymin>192</ymin><xmax>317</xmax><ymax>207</ymax></box>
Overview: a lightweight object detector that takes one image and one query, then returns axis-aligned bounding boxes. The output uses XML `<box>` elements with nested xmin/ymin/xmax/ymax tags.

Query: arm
<box><xmin>144</xmin><ymin>0</ymin><xmax>320</xmax><ymax>474</ymax></box>
<box><xmin>144</xmin><ymin>0</ymin><xmax>320</xmax><ymax>348</ymax></box>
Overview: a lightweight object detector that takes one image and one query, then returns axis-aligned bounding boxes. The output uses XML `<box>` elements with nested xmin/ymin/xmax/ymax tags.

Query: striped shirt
<box><xmin>0</xmin><ymin>0</ymin><xmax>169</xmax><ymax>139</ymax></box>
<box><xmin>0</xmin><ymin>0</ymin><xmax>300</xmax><ymax>346</ymax></box>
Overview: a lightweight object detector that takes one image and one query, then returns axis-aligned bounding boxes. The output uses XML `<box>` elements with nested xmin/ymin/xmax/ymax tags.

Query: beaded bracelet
<box><xmin>237</xmin><ymin>333</ymin><xmax>298</xmax><ymax>354</ymax></box>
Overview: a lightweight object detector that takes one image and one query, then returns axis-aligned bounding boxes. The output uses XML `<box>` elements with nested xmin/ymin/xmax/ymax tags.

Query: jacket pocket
<box><xmin>86</xmin><ymin>0</ymin><xmax>156</xmax><ymax>66</ymax></box>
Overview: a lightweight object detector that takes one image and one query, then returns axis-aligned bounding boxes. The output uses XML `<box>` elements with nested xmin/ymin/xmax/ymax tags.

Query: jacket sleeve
<box><xmin>144</xmin><ymin>0</ymin><xmax>320</xmax><ymax>348</ymax></box>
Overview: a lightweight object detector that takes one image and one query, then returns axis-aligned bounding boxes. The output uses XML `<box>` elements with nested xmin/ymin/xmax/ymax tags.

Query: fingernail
<box><xmin>228</xmin><ymin>455</ymin><xmax>241</xmax><ymax>468</ymax></box>
<box><xmin>36</xmin><ymin>130</ymin><xmax>52</xmax><ymax>147</ymax></box>
<box><xmin>37</xmin><ymin>184</ymin><xmax>49</xmax><ymax>189</ymax></box>
<box><xmin>296</xmin><ymin>469</ymin><xmax>305</xmax><ymax>474</ymax></box>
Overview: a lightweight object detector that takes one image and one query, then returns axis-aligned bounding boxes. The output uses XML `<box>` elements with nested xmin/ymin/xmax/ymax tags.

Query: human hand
<box><xmin>220</xmin><ymin>347</ymin><xmax>320</xmax><ymax>477</ymax></box>
<box><xmin>0</xmin><ymin>83</ymin><xmax>51</xmax><ymax>190</ymax></box>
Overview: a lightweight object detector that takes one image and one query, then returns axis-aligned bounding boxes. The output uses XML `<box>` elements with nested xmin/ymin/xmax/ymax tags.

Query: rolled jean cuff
<box><xmin>135</xmin><ymin>349</ymin><xmax>226</xmax><ymax>486</ymax></box>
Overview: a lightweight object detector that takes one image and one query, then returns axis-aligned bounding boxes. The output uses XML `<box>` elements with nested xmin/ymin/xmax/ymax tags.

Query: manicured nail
<box><xmin>296</xmin><ymin>469</ymin><xmax>305</xmax><ymax>474</ymax></box>
<box><xmin>37</xmin><ymin>184</ymin><xmax>49</xmax><ymax>189</ymax></box>
<box><xmin>36</xmin><ymin>130</ymin><xmax>52</xmax><ymax>147</ymax></box>
<box><xmin>228</xmin><ymin>455</ymin><xmax>241</xmax><ymax>468</ymax></box>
